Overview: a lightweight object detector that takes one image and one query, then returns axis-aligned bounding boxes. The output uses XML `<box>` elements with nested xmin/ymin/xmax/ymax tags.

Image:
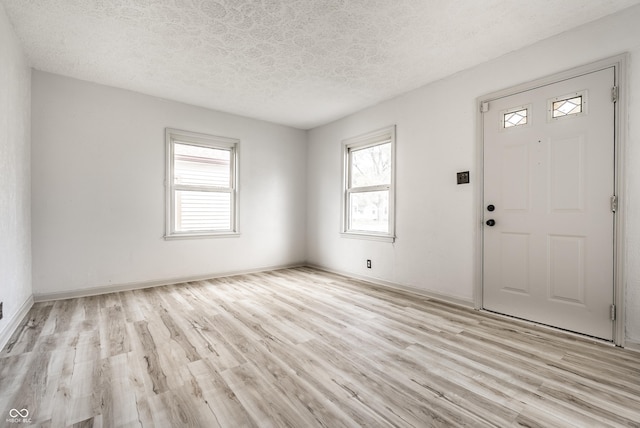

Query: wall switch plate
<box><xmin>366</xmin><ymin>259</ymin><xmax>372</xmax><ymax>269</ymax></box>
<box><xmin>457</xmin><ymin>171</ymin><xmax>470</xmax><ymax>184</ymax></box>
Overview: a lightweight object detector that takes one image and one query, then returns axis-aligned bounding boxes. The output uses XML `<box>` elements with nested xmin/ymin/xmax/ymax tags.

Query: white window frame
<box><xmin>341</xmin><ymin>125</ymin><xmax>396</xmax><ymax>242</ymax></box>
<box><xmin>165</xmin><ymin>128</ymin><xmax>239</xmax><ymax>239</ymax></box>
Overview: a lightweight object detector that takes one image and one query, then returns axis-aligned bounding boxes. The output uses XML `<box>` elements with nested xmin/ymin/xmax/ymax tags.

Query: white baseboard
<box><xmin>307</xmin><ymin>263</ymin><xmax>474</xmax><ymax>309</ymax></box>
<box><xmin>33</xmin><ymin>262</ymin><xmax>306</xmax><ymax>302</ymax></box>
<box><xmin>623</xmin><ymin>339</ymin><xmax>640</xmax><ymax>352</ymax></box>
<box><xmin>0</xmin><ymin>295</ymin><xmax>34</xmax><ymax>352</ymax></box>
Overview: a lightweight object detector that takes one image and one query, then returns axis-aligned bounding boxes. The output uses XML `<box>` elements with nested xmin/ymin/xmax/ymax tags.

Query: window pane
<box><xmin>504</xmin><ymin>108</ymin><xmax>528</xmax><ymax>128</ymax></box>
<box><xmin>552</xmin><ymin>96</ymin><xmax>582</xmax><ymax>118</ymax></box>
<box><xmin>350</xmin><ymin>142</ymin><xmax>391</xmax><ymax>187</ymax></box>
<box><xmin>349</xmin><ymin>191</ymin><xmax>389</xmax><ymax>233</ymax></box>
<box><xmin>175</xmin><ymin>190</ymin><xmax>231</xmax><ymax>232</ymax></box>
<box><xmin>174</xmin><ymin>143</ymin><xmax>230</xmax><ymax>187</ymax></box>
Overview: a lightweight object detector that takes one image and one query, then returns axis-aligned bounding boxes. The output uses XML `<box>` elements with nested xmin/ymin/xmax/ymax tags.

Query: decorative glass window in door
<box><xmin>552</xmin><ymin>95</ymin><xmax>583</xmax><ymax>118</ymax></box>
<box><xmin>549</xmin><ymin>91</ymin><xmax>587</xmax><ymax>120</ymax></box>
<box><xmin>503</xmin><ymin>108</ymin><xmax>528</xmax><ymax>128</ymax></box>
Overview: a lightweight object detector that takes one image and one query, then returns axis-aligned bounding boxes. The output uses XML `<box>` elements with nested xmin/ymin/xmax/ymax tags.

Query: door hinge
<box><xmin>610</xmin><ymin>304</ymin><xmax>616</xmax><ymax>321</ymax></box>
<box><xmin>610</xmin><ymin>195</ymin><xmax>618</xmax><ymax>212</ymax></box>
<box><xmin>480</xmin><ymin>101</ymin><xmax>489</xmax><ymax>113</ymax></box>
<box><xmin>611</xmin><ymin>86</ymin><xmax>619</xmax><ymax>103</ymax></box>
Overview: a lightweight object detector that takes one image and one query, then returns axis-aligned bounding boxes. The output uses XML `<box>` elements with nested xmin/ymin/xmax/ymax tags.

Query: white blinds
<box><xmin>175</xmin><ymin>191</ymin><xmax>231</xmax><ymax>231</ymax></box>
<box><xmin>173</xmin><ymin>142</ymin><xmax>233</xmax><ymax>232</ymax></box>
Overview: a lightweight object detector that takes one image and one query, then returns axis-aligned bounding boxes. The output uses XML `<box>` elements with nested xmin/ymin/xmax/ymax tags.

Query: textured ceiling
<box><xmin>3</xmin><ymin>0</ymin><xmax>639</xmax><ymax>129</ymax></box>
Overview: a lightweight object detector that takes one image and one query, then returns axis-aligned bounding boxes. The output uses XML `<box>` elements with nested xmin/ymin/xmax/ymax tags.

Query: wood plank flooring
<box><xmin>1</xmin><ymin>267</ymin><xmax>639</xmax><ymax>427</ymax></box>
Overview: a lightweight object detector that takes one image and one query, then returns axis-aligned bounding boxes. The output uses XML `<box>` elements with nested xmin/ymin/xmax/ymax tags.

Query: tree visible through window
<box><xmin>343</xmin><ymin>126</ymin><xmax>395</xmax><ymax>240</ymax></box>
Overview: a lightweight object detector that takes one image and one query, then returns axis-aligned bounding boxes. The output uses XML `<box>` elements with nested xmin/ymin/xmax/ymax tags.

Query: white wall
<box><xmin>31</xmin><ymin>72</ymin><xmax>307</xmax><ymax>297</ymax></box>
<box><xmin>0</xmin><ymin>4</ymin><xmax>32</xmax><ymax>346</ymax></box>
<box><xmin>307</xmin><ymin>5</ymin><xmax>640</xmax><ymax>344</ymax></box>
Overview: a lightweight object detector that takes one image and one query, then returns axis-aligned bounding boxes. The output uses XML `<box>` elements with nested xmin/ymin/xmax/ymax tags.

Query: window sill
<box><xmin>340</xmin><ymin>232</ymin><xmax>395</xmax><ymax>243</ymax></box>
<box><xmin>164</xmin><ymin>232</ymin><xmax>240</xmax><ymax>240</ymax></box>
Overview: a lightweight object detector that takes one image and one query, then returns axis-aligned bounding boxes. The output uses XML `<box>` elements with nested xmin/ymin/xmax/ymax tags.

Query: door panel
<box><xmin>502</xmin><ymin>144</ymin><xmax>530</xmax><ymax>211</ymax></box>
<box><xmin>548</xmin><ymin>235</ymin><xmax>585</xmax><ymax>304</ymax></box>
<box><xmin>550</xmin><ymin>136</ymin><xmax>585</xmax><ymax>212</ymax></box>
<box><xmin>483</xmin><ymin>67</ymin><xmax>615</xmax><ymax>340</ymax></box>
<box><xmin>500</xmin><ymin>233</ymin><xmax>530</xmax><ymax>294</ymax></box>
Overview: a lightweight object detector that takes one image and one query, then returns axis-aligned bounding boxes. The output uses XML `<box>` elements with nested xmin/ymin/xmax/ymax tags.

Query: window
<box><xmin>503</xmin><ymin>107</ymin><xmax>528</xmax><ymax>128</ymax></box>
<box><xmin>165</xmin><ymin>128</ymin><xmax>238</xmax><ymax>239</ymax></box>
<box><xmin>548</xmin><ymin>91</ymin><xmax>587</xmax><ymax>120</ymax></box>
<box><xmin>342</xmin><ymin>126</ymin><xmax>396</xmax><ymax>241</ymax></box>
<box><xmin>502</xmin><ymin>105</ymin><xmax>531</xmax><ymax>129</ymax></box>
<box><xmin>552</xmin><ymin>94</ymin><xmax>584</xmax><ymax>117</ymax></box>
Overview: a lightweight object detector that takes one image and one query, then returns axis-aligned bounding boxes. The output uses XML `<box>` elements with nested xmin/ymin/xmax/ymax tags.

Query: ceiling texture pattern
<box><xmin>3</xmin><ymin>0</ymin><xmax>639</xmax><ymax>129</ymax></box>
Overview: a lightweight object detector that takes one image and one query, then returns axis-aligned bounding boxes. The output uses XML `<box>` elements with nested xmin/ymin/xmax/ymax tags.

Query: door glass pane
<box><xmin>350</xmin><ymin>142</ymin><xmax>391</xmax><ymax>187</ymax></box>
<box><xmin>174</xmin><ymin>143</ymin><xmax>231</xmax><ymax>187</ymax></box>
<box><xmin>175</xmin><ymin>190</ymin><xmax>231</xmax><ymax>232</ymax></box>
<box><xmin>504</xmin><ymin>108</ymin><xmax>528</xmax><ymax>128</ymax></box>
<box><xmin>552</xmin><ymin>96</ymin><xmax>582</xmax><ymax>118</ymax></box>
<box><xmin>349</xmin><ymin>191</ymin><xmax>389</xmax><ymax>233</ymax></box>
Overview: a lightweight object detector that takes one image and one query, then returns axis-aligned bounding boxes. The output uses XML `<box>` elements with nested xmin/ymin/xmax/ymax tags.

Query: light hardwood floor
<box><xmin>1</xmin><ymin>267</ymin><xmax>639</xmax><ymax>427</ymax></box>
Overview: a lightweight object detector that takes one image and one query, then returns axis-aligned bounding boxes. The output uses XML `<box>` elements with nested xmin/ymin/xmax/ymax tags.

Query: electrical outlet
<box><xmin>366</xmin><ymin>259</ymin><xmax>372</xmax><ymax>269</ymax></box>
<box><xmin>0</xmin><ymin>302</ymin><xmax>3</xmax><ymax>320</ymax></box>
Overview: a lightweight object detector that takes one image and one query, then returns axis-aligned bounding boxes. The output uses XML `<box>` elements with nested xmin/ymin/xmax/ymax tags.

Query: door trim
<box><xmin>474</xmin><ymin>54</ymin><xmax>628</xmax><ymax>346</ymax></box>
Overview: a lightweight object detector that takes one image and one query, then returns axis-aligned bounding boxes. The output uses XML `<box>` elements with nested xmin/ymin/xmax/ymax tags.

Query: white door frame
<box><xmin>474</xmin><ymin>54</ymin><xmax>628</xmax><ymax>346</ymax></box>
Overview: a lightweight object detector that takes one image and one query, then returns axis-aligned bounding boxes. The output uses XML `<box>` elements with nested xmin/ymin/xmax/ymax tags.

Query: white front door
<box><xmin>482</xmin><ymin>67</ymin><xmax>615</xmax><ymax>340</ymax></box>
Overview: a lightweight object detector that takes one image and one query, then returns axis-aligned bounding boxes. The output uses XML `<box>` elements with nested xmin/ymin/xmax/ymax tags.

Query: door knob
<box><xmin>486</xmin><ymin>219</ymin><xmax>496</xmax><ymax>226</ymax></box>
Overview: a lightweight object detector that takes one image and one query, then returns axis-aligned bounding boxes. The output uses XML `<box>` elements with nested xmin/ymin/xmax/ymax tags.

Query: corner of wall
<box><xmin>0</xmin><ymin>1</ymin><xmax>34</xmax><ymax>351</ymax></box>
